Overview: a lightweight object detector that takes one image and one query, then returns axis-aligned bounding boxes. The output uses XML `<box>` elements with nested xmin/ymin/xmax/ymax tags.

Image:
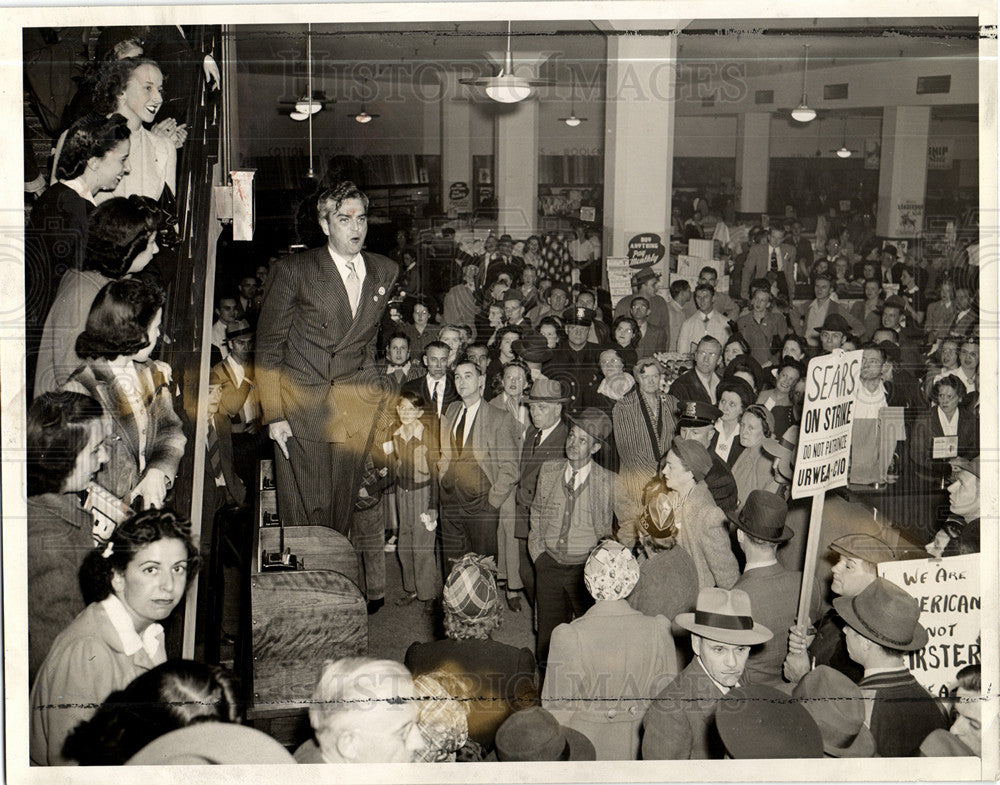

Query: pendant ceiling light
<box><xmin>791</xmin><ymin>44</ymin><xmax>816</xmax><ymax>123</ymax></box>
<box><xmin>558</xmin><ymin>69</ymin><xmax>588</xmax><ymax>127</ymax></box>
<box><xmin>831</xmin><ymin>115</ymin><xmax>858</xmax><ymax>158</ymax></box>
<box><xmin>287</xmin><ymin>25</ymin><xmax>330</xmax><ymax>123</ymax></box>
<box><xmin>349</xmin><ymin>77</ymin><xmax>380</xmax><ymax>123</ymax></box>
<box><xmin>459</xmin><ymin>21</ymin><xmax>553</xmax><ymax>103</ymax></box>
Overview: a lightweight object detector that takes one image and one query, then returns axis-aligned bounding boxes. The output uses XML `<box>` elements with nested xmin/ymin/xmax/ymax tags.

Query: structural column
<box><xmin>736</xmin><ymin>112</ymin><xmax>772</xmax><ymax>214</ymax></box>
<box><xmin>603</xmin><ymin>33</ymin><xmax>678</xmax><ymax>276</ymax></box>
<box><xmin>440</xmin><ymin>71</ymin><xmax>473</xmax><ymax>216</ymax></box>
<box><xmin>493</xmin><ymin>53</ymin><xmax>549</xmax><ymax>236</ymax></box>
<box><xmin>876</xmin><ymin>106</ymin><xmax>931</xmax><ymax>239</ymax></box>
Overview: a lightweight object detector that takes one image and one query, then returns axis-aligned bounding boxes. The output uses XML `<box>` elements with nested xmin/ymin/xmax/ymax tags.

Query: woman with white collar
<box><xmin>29</xmin><ymin>508</ymin><xmax>198</xmax><ymax>765</ymax></box>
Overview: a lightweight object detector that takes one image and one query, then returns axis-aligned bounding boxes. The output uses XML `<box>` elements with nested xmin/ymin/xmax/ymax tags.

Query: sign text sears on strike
<box><xmin>792</xmin><ymin>350</ymin><xmax>863</xmax><ymax>499</ymax></box>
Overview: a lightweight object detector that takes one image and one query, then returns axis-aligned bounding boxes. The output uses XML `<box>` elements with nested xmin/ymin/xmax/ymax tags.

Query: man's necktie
<box><xmin>345</xmin><ymin>260</ymin><xmax>361</xmax><ymax>316</ymax></box>
<box><xmin>455</xmin><ymin>406</ymin><xmax>467</xmax><ymax>452</ymax></box>
<box><xmin>557</xmin><ymin>469</ymin><xmax>581</xmax><ymax>558</ymax></box>
<box><xmin>770</xmin><ymin>248</ymin><xmax>779</xmax><ymax>272</ymax></box>
<box><xmin>532</xmin><ymin>429</ymin><xmax>542</xmax><ymax>451</ymax></box>
<box><xmin>434</xmin><ymin>380</ymin><xmax>443</xmax><ymax>416</ymax></box>
<box><xmin>207</xmin><ymin>422</ymin><xmax>224</xmax><ymax>480</ymax></box>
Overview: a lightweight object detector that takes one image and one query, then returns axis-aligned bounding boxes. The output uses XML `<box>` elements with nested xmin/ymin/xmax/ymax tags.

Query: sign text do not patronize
<box><xmin>792</xmin><ymin>350</ymin><xmax>863</xmax><ymax>499</ymax></box>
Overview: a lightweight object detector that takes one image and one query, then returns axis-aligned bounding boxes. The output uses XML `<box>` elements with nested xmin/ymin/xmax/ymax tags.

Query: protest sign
<box><xmin>879</xmin><ymin>553</ymin><xmax>981</xmax><ymax>697</ymax></box>
<box><xmin>792</xmin><ymin>349</ymin><xmax>864</xmax><ymax>500</ymax></box>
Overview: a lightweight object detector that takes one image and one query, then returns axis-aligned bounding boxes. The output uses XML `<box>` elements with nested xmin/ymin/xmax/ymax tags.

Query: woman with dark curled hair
<box><xmin>52</xmin><ymin>58</ymin><xmax>184</xmax><ymax>204</ymax></box>
<box><xmin>27</xmin><ymin>391</ymin><xmax>112</xmax><ymax>683</ymax></box>
<box><xmin>61</xmin><ymin>277</ymin><xmax>186</xmax><ymax>510</ymax></box>
<box><xmin>25</xmin><ymin>114</ymin><xmax>132</xmax><ymax>395</ymax></box>
<box><xmin>62</xmin><ymin>659</ymin><xmax>239</xmax><ymax>765</ymax></box>
<box><xmin>30</xmin><ymin>508</ymin><xmax>199</xmax><ymax>766</ymax></box>
<box><xmin>35</xmin><ymin>195</ymin><xmax>166</xmax><ymax>396</ymax></box>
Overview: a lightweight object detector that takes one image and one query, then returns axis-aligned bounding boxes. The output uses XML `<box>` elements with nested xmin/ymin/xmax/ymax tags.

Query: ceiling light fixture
<box><xmin>791</xmin><ymin>44</ymin><xmax>816</xmax><ymax>123</ymax></box>
<box><xmin>291</xmin><ymin>25</ymin><xmax>323</xmax><ymax>124</ymax></box>
<box><xmin>558</xmin><ymin>69</ymin><xmax>588</xmax><ymax>127</ymax></box>
<box><xmin>832</xmin><ymin>115</ymin><xmax>857</xmax><ymax>158</ymax></box>
<box><xmin>459</xmin><ymin>21</ymin><xmax>553</xmax><ymax>103</ymax></box>
<box><xmin>354</xmin><ymin>109</ymin><xmax>376</xmax><ymax>124</ymax></box>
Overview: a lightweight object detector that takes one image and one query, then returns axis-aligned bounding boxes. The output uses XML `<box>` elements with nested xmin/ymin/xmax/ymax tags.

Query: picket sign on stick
<box><xmin>791</xmin><ymin>349</ymin><xmax>864</xmax><ymax>628</ymax></box>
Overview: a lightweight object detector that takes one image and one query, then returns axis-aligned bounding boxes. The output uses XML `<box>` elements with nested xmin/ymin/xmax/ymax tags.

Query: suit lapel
<box><xmin>314</xmin><ymin>248</ymin><xmax>354</xmax><ymax>336</ymax></box>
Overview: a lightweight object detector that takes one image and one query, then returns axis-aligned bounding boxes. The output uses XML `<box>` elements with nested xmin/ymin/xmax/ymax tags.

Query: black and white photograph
<box><xmin>3</xmin><ymin>2</ymin><xmax>997</xmax><ymax>781</ymax></box>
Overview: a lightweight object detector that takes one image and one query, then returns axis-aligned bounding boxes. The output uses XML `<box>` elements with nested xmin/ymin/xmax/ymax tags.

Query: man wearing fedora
<box><xmin>835</xmin><ymin>577</ymin><xmax>949</xmax><ymax>756</ymax></box>
<box><xmin>817</xmin><ymin>312</ymin><xmax>854</xmax><ymax>355</ymax></box>
<box><xmin>613</xmin><ymin>267</ymin><xmax>670</xmax><ymax>333</ymax></box>
<box><xmin>629</xmin><ymin>296</ymin><xmax>669</xmax><ymax>360</ymax></box>
<box><xmin>785</xmin><ymin>533</ymin><xmax>898</xmax><ymax>685</ymax></box>
<box><xmin>529</xmin><ymin>408</ymin><xmax>615</xmax><ymax>667</ymax></box>
<box><xmin>502</xmin><ymin>288</ymin><xmax>530</xmax><ymax>329</ymax></box>
<box><xmin>791</xmin><ymin>273</ymin><xmax>862</xmax><ymax>348</ymax></box>
<box><xmin>211</xmin><ymin>318</ymin><xmax>266</xmax><ymax>495</ymax></box>
<box><xmin>515</xmin><ymin>378</ymin><xmax>570</xmax><ymax>607</ymax></box>
<box><xmin>642</xmin><ymin>587</ymin><xmax>772</xmax><ymax>759</ymax></box>
<box><xmin>732</xmin><ymin>490</ymin><xmax>821</xmax><ymax>688</ymax></box>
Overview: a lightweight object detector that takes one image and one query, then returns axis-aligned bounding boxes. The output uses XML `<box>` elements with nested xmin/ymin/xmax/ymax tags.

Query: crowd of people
<box><xmin>22</xmin><ymin>29</ymin><xmax>983</xmax><ymax>768</ymax></box>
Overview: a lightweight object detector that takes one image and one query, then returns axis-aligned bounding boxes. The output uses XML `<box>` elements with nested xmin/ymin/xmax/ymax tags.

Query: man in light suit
<box><xmin>741</xmin><ymin>225</ymin><xmax>797</xmax><ymax>302</ymax></box>
<box><xmin>515</xmin><ymin>378</ymin><xmax>571</xmax><ymax>607</ymax></box>
<box><xmin>529</xmin><ymin>408</ymin><xmax>616</xmax><ymax>667</ymax></box>
<box><xmin>256</xmin><ymin>181</ymin><xmax>398</xmax><ymax>535</ymax></box>
<box><xmin>731</xmin><ymin>490</ymin><xmax>820</xmax><ymax>688</ymax></box>
<box><xmin>642</xmin><ymin>587</ymin><xmax>772</xmax><ymax>759</ymax></box>
<box><xmin>437</xmin><ymin>359</ymin><xmax>520</xmax><ymax>571</ymax></box>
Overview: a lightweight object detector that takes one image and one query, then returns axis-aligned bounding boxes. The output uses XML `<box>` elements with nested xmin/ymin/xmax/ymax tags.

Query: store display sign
<box><xmin>627</xmin><ymin>233</ymin><xmax>665</xmax><ymax>266</ymax></box>
<box><xmin>448</xmin><ymin>181</ymin><xmax>471</xmax><ymax>211</ymax></box>
<box><xmin>606</xmin><ymin>257</ymin><xmax>633</xmax><ymax>306</ymax></box>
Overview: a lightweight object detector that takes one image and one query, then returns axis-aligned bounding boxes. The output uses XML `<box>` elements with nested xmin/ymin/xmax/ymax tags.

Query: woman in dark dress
<box><xmin>26</xmin><ymin>114</ymin><xmax>131</xmax><ymax>395</ymax></box>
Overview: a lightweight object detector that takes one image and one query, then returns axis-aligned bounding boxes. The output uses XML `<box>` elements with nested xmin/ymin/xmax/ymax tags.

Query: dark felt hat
<box><xmin>512</xmin><ymin>332</ymin><xmax>553</xmax><ymax>363</ymax></box>
<box><xmin>226</xmin><ymin>319</ymin><xmax>254</xmax><ymax>340</ymax></box>
<box><xmin>566</xmin><ymin>407</ymin><xmax>611</xmax><ymax>446</ymax></box>
<box><xmin>502</xmin><ymin>287</ymin><xmax>525</xmax><ymax>303</ymax></box>
<box><xmin>633</xmin><ymin>267</ymin><xmax>660</xmax><ymax>285</ymax></box>
<box><xmin>677</xmin><ymin>399</ymin><xmax>722</xmax><ymax>428</ymax></box>
<box><xmin>792</xmin><ymin>666</ymin><xmax>877</xmax><ymax>758</ymax></box>
<box><xmin>883</xmin><ymin>294</ymin><xmax>907</xmax><ymax>310</ymax></box>
<box><xmin>524</xmin><ymin>377</ymin><xmax>570</xmax><ymax>403</ymax></box>
<box><xmin>670</xmin><ymin>436</ymin><xmax>712</xmax><ymax>483</ymax></box>
<box><xmin>820</xmin><ymin>313</ymin><xmax>853</xmax><ymax>335</ymax></box>
<box><xmin>730</xmin><ymin>489</ymin><xmax>793</xmax><ymax>542</ymax></box>
<box><xmin>716</xmin><ymin>685</ymin><xmax>825</xmax><ymax>759</ymax></box>
<box><xmin>829</xmin><ymin>534</ymin><xmax>897</xmax><ymax>565</ymax></box>
<box><xmin>832</xmin><ymin>577</ymin><xmax>928</xmax><ymax>651</ymax></box>
<box><xmin>495</xmin><ymin>707</ymin><xmax>596</xmax><ymax>761</ymax></box>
